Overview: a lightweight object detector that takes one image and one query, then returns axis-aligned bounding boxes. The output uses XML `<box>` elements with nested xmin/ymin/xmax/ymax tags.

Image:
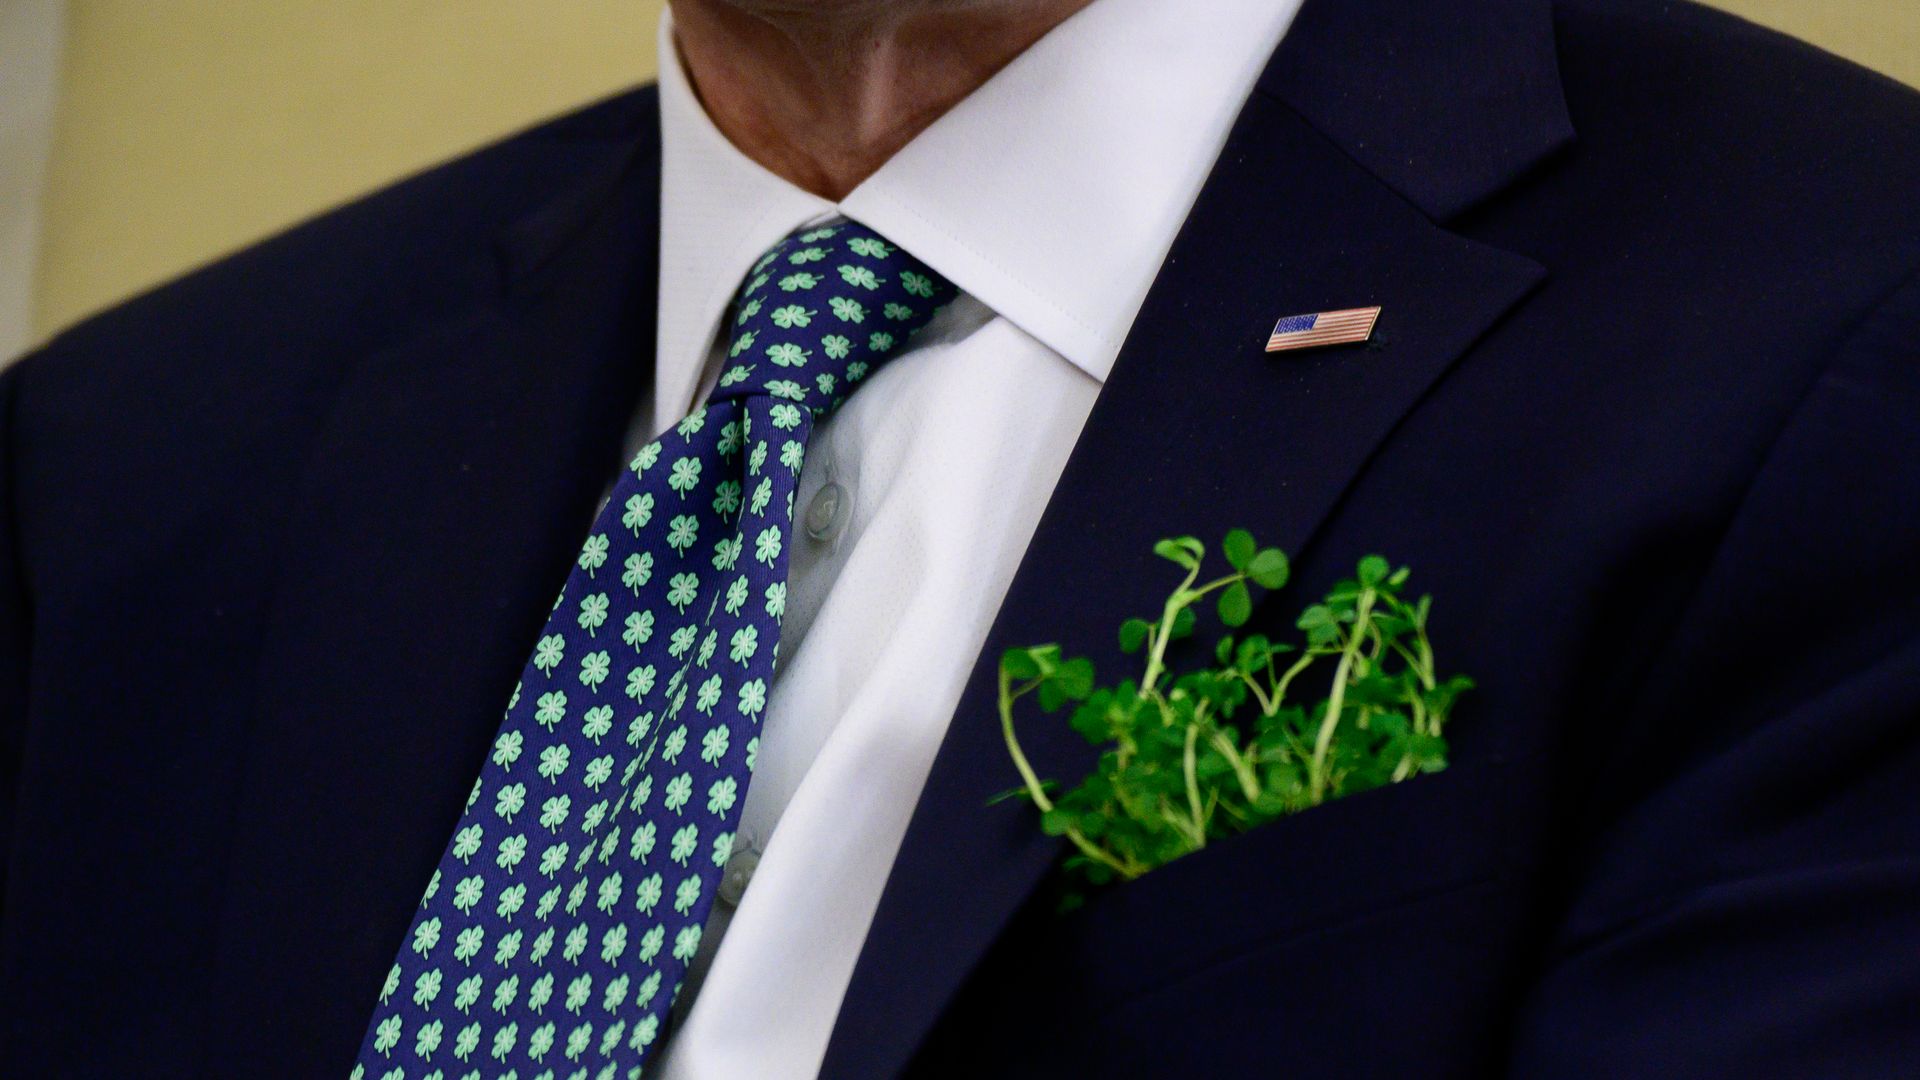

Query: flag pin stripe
<box><xmin>1264</xmin><ymin>306</ymin><xmax>1382</xmax><ymax>353</ymax></box>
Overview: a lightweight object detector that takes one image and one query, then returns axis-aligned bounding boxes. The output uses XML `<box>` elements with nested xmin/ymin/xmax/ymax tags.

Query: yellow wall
<box><xmin>33</xmin><ymin>1</ymin><xmax>665</xmax><ymax>340</ymax></box>
<box><xmin>27</xmin><ymin>0</ymin><xmax>1919</xmax><ymax>343</ymax></box>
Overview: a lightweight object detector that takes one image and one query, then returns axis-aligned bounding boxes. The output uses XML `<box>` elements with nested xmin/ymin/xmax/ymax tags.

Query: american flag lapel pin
<box><xmin>1264</xmin><ymin>306</ymin><xmax>1382</xmax><ymax>353</ymax></box>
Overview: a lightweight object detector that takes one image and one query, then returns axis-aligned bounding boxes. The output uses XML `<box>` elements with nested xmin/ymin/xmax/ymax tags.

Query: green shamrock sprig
<box><xmin>998</xmin><ymin>530</ymin><xmax>1473</xmax><ymax>893</ymax></box>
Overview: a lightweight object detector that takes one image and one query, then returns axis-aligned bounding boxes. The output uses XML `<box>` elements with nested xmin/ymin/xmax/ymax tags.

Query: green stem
<box><xmin>1142</xmin><ymin>571</ymin><xmax>1245</xmax><ymax>695</ymax></box>
<box><xmin>1236</xmin><ymin>671</ymin><xmax>1276</xmax><ymax>715</ymax></box>
<box><xmin>1140</xmin><ymin>565</ymin><xmax>1200</xmax><ymax>694</ymax></box>
<box><xmin>999</xmin><ymin>667</ymin><xmax>1054</xmax><ymax>813</ymax></box>
<box><xmin>1309</xmin><ymin>588</ymin><xmax>1376</xmax><ymax>801</ymax></box>
<box><xmin>1000</xmin><ymin>663</ymin><xmax>1145</xmax><ymax>880</ymax></box>
<box><xmin>1183</xmin><ymin>722</ymin><xmax>1205</xmax><ymax>845</ymax></box>
<box><xmin>1212</xmin><ymin>731</ymin><xmax>1263</xmax><ymax>803</ymax></box>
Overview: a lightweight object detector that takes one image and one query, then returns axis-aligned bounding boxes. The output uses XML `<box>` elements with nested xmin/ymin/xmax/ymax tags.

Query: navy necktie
<box><xmin>351</xmin><ymin>220</ymin><xmax>955</xmax><ymax>1079</ymax></box>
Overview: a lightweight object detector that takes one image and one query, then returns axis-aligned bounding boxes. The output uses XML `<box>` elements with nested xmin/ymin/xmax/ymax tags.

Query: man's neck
<box><xmin>671</xmin><ymin>0</ymin><xmax>1096</xmax><ymax>201</ymax></box>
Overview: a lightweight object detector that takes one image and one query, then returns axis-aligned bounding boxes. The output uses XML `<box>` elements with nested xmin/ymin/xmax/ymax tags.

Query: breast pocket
<box><xmin>1037</xmin><ymin>760</ymin><xmax>1513</xmax><ymax>1013</ymax></box>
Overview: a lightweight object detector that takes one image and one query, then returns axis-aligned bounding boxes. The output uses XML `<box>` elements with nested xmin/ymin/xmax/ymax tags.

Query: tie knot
<box><xmin>710</xmin><ymin>220</ymin><xmax>956</xmax><ymax>417</ymax></box>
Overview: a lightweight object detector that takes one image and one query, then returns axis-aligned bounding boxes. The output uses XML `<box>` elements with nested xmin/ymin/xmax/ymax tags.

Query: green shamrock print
<box><xmin>673</xmin><ymin>925</ymin><xmax>702</xmax><ymax>962</ymax></box>
<box><xmin>670</xmin><ymin>823</ymin><xmax>699</xmax><ymax>864</ymax></box>
<box><xmin>695</xmin><ymin>675</ymin><xmax>724</xmax><ymax>715</ymax></box>
<box><xmin>667</xmin><ymin>456</ymin><xmax>702</xmax><ymax>494</ymax></box>
<box><xmin>492</xmin><ymin>731</ymin><xmax>523</xmax><ymax>768</ymax></box>
<box><xmin>413</xmin><ymin>969</ymin><xmax>442</xmax><ymax>1007</ymax></box>
<box><xmin>663</xmin><ymin>774</ymin><xmax>693</xmax><ymax>812</ymax></box>
<box><xmin>701</xmin><ymin>725</ymin><xmax>730</xmax><ymax>764</ymax></box>
<box><xmin>712</xmin><ymin>481</ymin><xmax>742</xmax><ymax>516</ymax></box>
<box><xmin>770</xmin><ymin>304</ymin><xmax>814</xmax><ymax>328</ymax></box>
<box><xmin>597</xmin><ymin>872</ymin><xmax>624</xmax><ymax>912</ymax></box>
<box><xmin>353</xmin><ymin>219</ymin><xmax>956</xmax><ymax>1078</ymax></box>
<box><xmin>602</xmin><ymin>924</ymin><xmax>628</xmax><ymax>963</ymax></box>
<box><xmin>539</xmin><ymin>794</ymin><xmax>570</xmax><ymax>831</ymax></box>
<box><xmin>766</xmin><ymin>342</ymin><xmax>809</xmax><ymax>367</ymax></box>
<box><xmin>666</xmin><ymin>516</ymin><xmax>698</xmax><ymax>552</ymax></box>
<box><xmin>452</xmin><ymin>824</ymin><xmax>483</xmax><ymax>862</ymax></box>
<box><xmin>837</xmin><ymin>264</ymin><xmax>882</xmax><ymax>289</ymax></box>
<box><xmin>578</xmin><ymin>534</ymin><xmax>610</xmax><ymax>575</ymax></box>
<box><xmin>729</xmin><ymin>622</ymin><xmax>760</xmax><ymax>664</ymax></box>
<box><xmin>494</xmin><ymin>784</ymin><xmax>526</xmax><ymax>822</ymax></box>
<box><xmin>622</xmin><ymin>551</ymin><xmax>653</xmax><ymax>595</ymax></box>
<box><xmin>623</xmin><ymin>492</ymin><xmax>653</xmax><ymax>534</ymax></box>
<box><xmin>534</xmin><ymin>691</ymin><xmax>566</xmax><ymax>730</ymax></box>
<box><xmin>737</xmin><ymin>679</ymin><xmax>767</xmax><ymax>718</ymax></box>
<box><xmin>454</xmin><ymin>924</ymin><xmax>484</xmax><ymax>962</ymax></box>
<box><xmin>667</xmin><ymin>624</ymin><xmax>697</xmax><ymax>659</ymax></box>
<box><xmin>662</xmin><ymin>725</ymin><xmax>689</xmax><ymax>764</ymax></box>
<box><xmin>623</xmin><ymin>609</ymin><xmax>653</xmax><ymax>649</ymax></box>
<box><xmin>577</xmin><ymin>592</ymin><xmax>610</xmax><ymax>635</ymax></box>
<box><xmin>578</xmin><ymin>650</ymin><xmax>611</xmax><ymax>690</ymax></box>
<box><xmin>673</xmin><ymin>878</ymin><xmax>702</xmax><ymax>917</ymax></box>
<box><xmin>625</xmin><ymin>665</ymin><xmax>655</xmax><ymax>702</ymax></box>
<box><xmin>374</xmin><ymin>1014</ymin><xmax>402</xmax><ymax>1056</ymax></box>
<box><xmin>754</xmin><ymin>526</ymin><xmax>783</xmax><ymax>565</ymax></box>
<box><xmin>533</xmin><ymin>636</ymin><xmax>564</xmax><ymax>675</ymax></box>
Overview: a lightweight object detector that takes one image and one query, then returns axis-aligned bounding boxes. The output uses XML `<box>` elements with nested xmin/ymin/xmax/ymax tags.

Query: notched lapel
<box><xmin>822</xmin><ymin>87</ymin><xmax>1551</xmax><ymax>1079</ymax></box>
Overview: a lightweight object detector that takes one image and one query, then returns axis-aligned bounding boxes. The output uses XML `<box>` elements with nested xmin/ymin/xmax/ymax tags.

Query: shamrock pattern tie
<box><xmin>350</xmin><ymin>220</ymin><xmax>955</xmax><ymax>1080</ymax></box>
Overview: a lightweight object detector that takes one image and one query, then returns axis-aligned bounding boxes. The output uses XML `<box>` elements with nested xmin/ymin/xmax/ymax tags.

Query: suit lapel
<box><xmin>822</xmin><ymin>0</ymin><xmax>1572</xmax><ymax>1072</ymax></box>
<box><xmin>205</xmin><ymin>122</ymin><xmax>664</xmax><ymax>1064</ymax></box>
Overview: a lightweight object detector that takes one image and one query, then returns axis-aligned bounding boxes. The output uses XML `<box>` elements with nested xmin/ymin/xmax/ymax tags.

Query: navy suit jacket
<box><xmin>5</xmin><ymin>0</ymin><xmax>1920</xmax><ymax>1075</ymax></box>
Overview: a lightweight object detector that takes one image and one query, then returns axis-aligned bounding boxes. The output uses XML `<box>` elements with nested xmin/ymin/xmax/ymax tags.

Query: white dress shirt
<box><xmin>640</xmin><ymin>0</ymin><xmax>1306</xmax><ymax>1074</ymax></box>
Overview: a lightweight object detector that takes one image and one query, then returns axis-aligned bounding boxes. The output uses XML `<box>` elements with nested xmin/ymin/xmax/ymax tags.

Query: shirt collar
<box><xmin>654</xmin><ymin>0</ymin><xmax>1305</xmax><ymax>420</ymax></box>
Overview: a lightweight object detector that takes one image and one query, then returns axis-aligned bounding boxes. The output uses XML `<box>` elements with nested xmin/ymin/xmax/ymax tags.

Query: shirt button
<box><xmin>717</xmin><ymin>833</ymin><xmax>761</xmax><ymax>907</ymax></box>
<box><xmin>803</xmin><ymin>480</ymin><xmax>849</xmax><ymax>542</ymax></box>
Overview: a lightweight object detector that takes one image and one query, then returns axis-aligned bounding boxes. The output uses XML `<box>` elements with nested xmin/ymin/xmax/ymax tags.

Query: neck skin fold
<box><xmin>670</xmin><ymin>0</ymin><xmax>1097</xmax><ymax>200</ymax></box>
